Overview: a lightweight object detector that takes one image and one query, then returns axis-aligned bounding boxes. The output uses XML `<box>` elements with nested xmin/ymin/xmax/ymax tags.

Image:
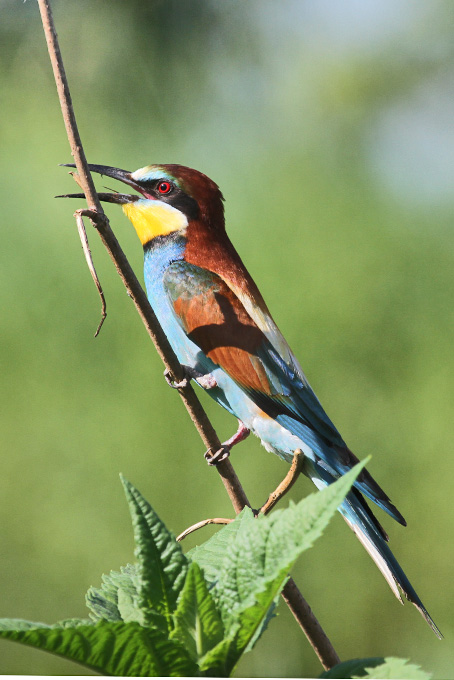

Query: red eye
<box><xmin>158</xmin><ymin>181</ymin><xmax>172</xmax><ymax>194</ymax></box>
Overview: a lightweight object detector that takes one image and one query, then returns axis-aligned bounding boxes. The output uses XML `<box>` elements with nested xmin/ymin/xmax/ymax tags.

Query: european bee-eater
<box><xmin>62</xmin><ymin>162</ymin><xmax>440</xmax><ymax>637</ymax></box>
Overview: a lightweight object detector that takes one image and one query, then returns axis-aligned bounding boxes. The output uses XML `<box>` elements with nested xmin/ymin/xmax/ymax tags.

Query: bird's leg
<box><xmin>204</xmin><ymin>420</ymin><xmax>250</xmax><ymax>466</ymax></box>
<box><xmin>223</xmin><ymin>420</ymin><xmax>251</xmax><ymax>449</ymax></box>
<box><xmin>164</xmin><ymin>366</ymin><xmax>218</xmax><ymax>390</ymax></box>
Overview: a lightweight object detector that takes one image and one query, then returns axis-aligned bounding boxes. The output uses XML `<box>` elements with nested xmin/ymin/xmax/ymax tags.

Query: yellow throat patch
<box><xmin>122</xmin><ymin>200</ymin><xmax>188</xmax><ymax>245</ymax></box>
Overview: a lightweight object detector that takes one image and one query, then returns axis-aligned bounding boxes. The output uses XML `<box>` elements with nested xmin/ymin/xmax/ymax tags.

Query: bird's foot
<box><xmin>164</xmin><ymin>366</ymin><xmax>217</xmax><ymax>390</ymax></box>
<box><xmin>204</xmin><ymin>421</ymin><xmax>250</xmax><ymax>466</ymax></box>
<box><xmin>204</xmin><ymin>445</ymin><xmax>230</xmax><ymax>466</ymax></box>
<box><xmin>164</xmin><ymin>368</ymin><xmax>189</xmax><ymax>390</ymax></box>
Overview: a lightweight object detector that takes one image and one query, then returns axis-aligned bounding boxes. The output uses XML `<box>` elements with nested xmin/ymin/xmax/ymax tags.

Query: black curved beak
<box><xmin>56</xmin><ymin>163</ymin><xmax>142</xmax><ymax>204</ymax></box>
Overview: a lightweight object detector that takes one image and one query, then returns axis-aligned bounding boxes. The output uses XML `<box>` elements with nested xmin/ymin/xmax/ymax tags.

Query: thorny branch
<box><xmin>37</xmin><ymin>0</ymin><xmax>341</xmax><ymax>670</ymax></box>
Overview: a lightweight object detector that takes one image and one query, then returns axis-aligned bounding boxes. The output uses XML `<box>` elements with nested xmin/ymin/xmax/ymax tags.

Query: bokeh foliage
<box><xmin>0</xmin><ymin>0</ymin><xmax>453</xmax><ymax>676</ymax></box>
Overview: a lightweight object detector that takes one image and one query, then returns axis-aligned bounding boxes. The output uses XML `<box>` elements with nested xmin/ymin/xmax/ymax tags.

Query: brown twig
<box><xmin>75</xmin><ymin>211</ymin><xmax>106</xmax><ymax>337</ymax></box>
<box><xmin>176</xmin><ymin>518</ymin><xmax>233</xmax><ymax>542</ymax></box>
<box><xmin>37</xmin><ymin>0</ymin><xmax>340</xmax><ymax>670</ymax></box>
<box><xmin>260</xmin><ymin>449</ymin><xmax>305</xmax><ymax>515</ymax></box>
<box><xmin>37</xmin><ymin>1</ymin><xmax>101</xmax><ymax>211</ymax></box>
<box><xmin>282</xmin><ymin>578</ymin><xmax>340</xmax><ymax>669</ymax></box>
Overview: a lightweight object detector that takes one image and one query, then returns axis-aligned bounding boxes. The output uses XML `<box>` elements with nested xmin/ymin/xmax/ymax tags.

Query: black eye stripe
<box><xmin>141</xmin><ymin>179</ymin><xmax>200</xmax><ymax>220</ymax></box>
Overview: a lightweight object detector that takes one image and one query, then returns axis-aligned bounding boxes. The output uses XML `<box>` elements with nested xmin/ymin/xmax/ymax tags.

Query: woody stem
<box><xmin>38</xmin><ymin>0</ymin><xmax>341</xmax><ymax>670</ymax></box>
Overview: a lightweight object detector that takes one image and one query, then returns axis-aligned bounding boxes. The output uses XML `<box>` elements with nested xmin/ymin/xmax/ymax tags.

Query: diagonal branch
<box><xmin>37</xmin><ymin>0</ymin><xmax>340</xmax><ymax>670</ymax></box>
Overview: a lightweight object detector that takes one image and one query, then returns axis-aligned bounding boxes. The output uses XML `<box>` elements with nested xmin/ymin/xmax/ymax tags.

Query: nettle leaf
<box><xmin>188</xmin><ymin>508</ymin><xmax>277</xmax><ymax>658</ymax></box>
<box><xmin>0</xmin><ymin>619</ymin><xmax>197</xmax><ymax>676</ymax></box>
<box><xmin>198</xmin><ymin>636</ymin><xmax>235</xmax><ymax>677</ymax></box>
<box><xmin>121</xmin><ymin>476</ymin><xmax>188</xmax><ymax>629</ymax></box>
<box><xmin>358</xmin><ymin>657</ymin><xmax>431</xmax><ymax>680</ymax></box>
<box><xmin>234</xmin><ymin>588</ymin><xmax>279</xmax><ymax>656</ymax></box>
<box><xmin>0</xmin><ymin>464</ymin><xmax>368</xmax><ymax>677</ymax></box>
<box><xmin>320</xmin><ymin>656</ymin><xmax>431</xmax><ymax>680</ymax></box>
<box><xmin>188</xmin><ymin>461</ymin><xmax>366</xmax><ymax>675</ymax></box>
<box><xmin>188</xmin><ymin>509</ymin><xmax>254</xmax><ymax>585</ymax></box>
<box><xmin>57</xmin><ymin>618</ymin><xmax>93</xmax><ymax>627</ymax></box>
<box><xmin>170</xmin><ymin>562</ymin><xmax>224</xmax><ymax>664</ymax></box>
<box><xmin>0</xmin><ymin>618</ymin><xmax>88</xmax><ymax>630</ymax></box>
<box><xmin>86</xmin><ymin>563</ymin><xmax>140</xmax><ymax>623</ymax></box>
<box><xmin>216</xmin><ymin>461</ymin><xmax>367</xmax><ymax>638</ymax></box>
<box><xmin>320</xmin><ymin>657</ymin><xmax>386</xmax><ymax>679</ymax></box>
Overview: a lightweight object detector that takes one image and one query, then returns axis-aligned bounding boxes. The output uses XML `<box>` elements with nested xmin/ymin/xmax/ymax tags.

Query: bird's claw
<box><xmin>164</xmin><ymin>366</ymin><xmax>217</xmax><ymax>390</ymax></box>
<box><xmin>223</xmin><ymin>421</ymin><xmax>250</xmax><ymax>448</ymax></box>
<box><xmin>163</xmin><ymin>368</ymin><xmax>189</xmax><ymax>390</ymax></box>
<box><xmin>204</xmin><ymin>445</ymin><xmax>230</xmax><ymax>466</ymax></box>
<box><xmin>204</xmin><ymin>420</ymin><xmax>249</xmax><ymax>466</ymax></box>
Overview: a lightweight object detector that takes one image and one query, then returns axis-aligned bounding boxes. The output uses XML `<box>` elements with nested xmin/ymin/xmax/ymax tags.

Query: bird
<box><xmin>60</xmin><ymin>162</ymin><xmax>441</xmax><ymax>637</ymax></box>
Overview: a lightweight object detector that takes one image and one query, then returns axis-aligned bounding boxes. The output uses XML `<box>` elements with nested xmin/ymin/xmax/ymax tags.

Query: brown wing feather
<box><xmin>172</xmin><ymin>278</ymin><xmax>272</xmax><ymax>394</ymax></box>
<box><xmin>184</xmin><ymin>220</ymin><xmax>308</xmax><ymax>386</ymax></box>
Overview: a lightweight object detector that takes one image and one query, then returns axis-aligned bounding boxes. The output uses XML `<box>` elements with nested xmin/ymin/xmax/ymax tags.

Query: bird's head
<box><xmin>60</xmin><ymin>163</ymin><xmax>225</xmax><ymax>247</ymax></box>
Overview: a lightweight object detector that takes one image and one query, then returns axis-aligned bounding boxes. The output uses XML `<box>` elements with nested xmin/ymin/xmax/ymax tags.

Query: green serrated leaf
<box><xmin>0</xmin><ymin>618</ymin><xmax>198</xmax><ymax>677</ymax></box>
<box><xmin>358</xmin><ymin>657</ymin><xmax>431</xmax><ymax>680</ymax></box>
<box><xmin>198</xmin><ymin>635</ymin><xmax>236</xmax><ymax>677</ymax></box>
<box><xmin>230</xmin><ymin>575</ymin><xmax>285</xmax><ymax>663</ymax></box>
<box><xmin>243</xmin><ymin>596</ymin><xmax>278</xmax><ymax>653</ymax></box>
<box><xmin>86</xmin><ymin>564</ymin><xmax>140</xmax><ymax>623</ymax></box>
<box><xmin>85</xmin><ymin>584</ymin><xmax>122</xmax><ymax>622</ymax></box>
<box><xmin>217</xmin><ymin>461</ymin><xmax>367</xmax><ymax>636</ymax></box>
<box><xmin>320</xmin><ymin>656</ymin><xmax>431</xmax><ymax>680</ymax></box>
<box><xmin>170</xmin><ymin>562</ymin><xmax>224</xmax><ymax>665</ymax></box>
<box><xmin>117</xmin><ymin>584</ymin><xmax>143</xmax><ymax>623</ymax></box>
<box><xmin>0</xmin><ymin>464</ymin><xmax>367</xmax><ymax>677</ymax></box>
<box><xmin>188</xmin><ymin>507</ymin><xmax>278</xmax><ymax>662</ymax></box>
<box><xmin>56</xmin><ymin>618</ymin><xmax>93</xmax><ymax>628</ymax></box>
<box><xmin>186</xmin><ymin>460</ymin><xmax>366</xmax><ymax>675</ymax></box>
<box><xmin>188</xmin><ymin>508</ymin><xmax>255</xmax><ymax>585</ymax></box>
<box><xmin>320</xmin><ymin>657</ymin><xmax>386</xmax><ymax>678</ymax></box>
<box><xmin>121</xmin><ymin>476</ymin><xmax>188</xmax><ymax>629</ymax></box>
<box><xmin>0</xmin><ymin>618</ymin><xmax>81</xmax><ymax>631</ymax></box>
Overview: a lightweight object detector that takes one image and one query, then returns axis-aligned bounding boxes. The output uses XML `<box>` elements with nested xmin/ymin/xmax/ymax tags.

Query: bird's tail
<box><xmin>305</xmin><ymin>458</ymin><xmax>442</xmax><ymax>639</ymax></box>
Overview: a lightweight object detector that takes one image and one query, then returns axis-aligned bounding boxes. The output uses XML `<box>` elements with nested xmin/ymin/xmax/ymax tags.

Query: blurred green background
<box><xmin>1</xmin><ymin>0</ymin><xmax>453</xmax><ymax>676</ymax></box>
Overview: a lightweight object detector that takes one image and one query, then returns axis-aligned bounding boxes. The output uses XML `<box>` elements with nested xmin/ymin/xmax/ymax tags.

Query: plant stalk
<box><xmin>37</xmin><ymin>0</ymin><xmax>341</xmax><ymax>669</ymax></box>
